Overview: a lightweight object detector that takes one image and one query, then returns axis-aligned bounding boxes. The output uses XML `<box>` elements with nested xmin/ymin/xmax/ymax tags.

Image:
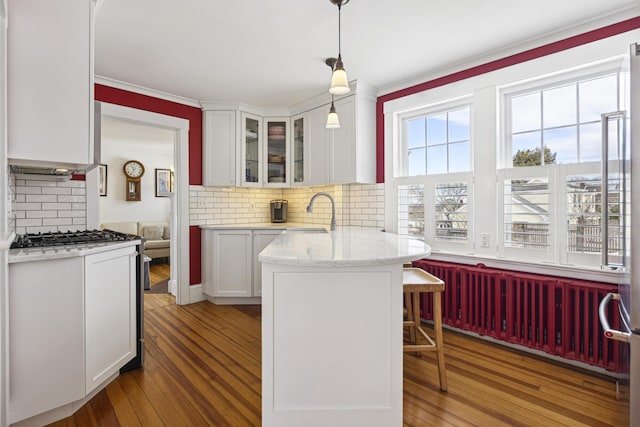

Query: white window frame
<box><xmin>497</xmin><ymin>165</ymin><xmax>557</xmax><ymax>263</ymax></box>
<box><xmin>499</xmin><ymin>59</ymin><xmax>624</xmax><ymax>168</ymax></box>
<box><xmin>394</xmin><ymin>172</ymin><xmax>474</xmax><ymax>253</ymax></box>
<box><xmin>384</xmin><ymin>31</ymin><xmax>637</xmax><ymax>283</ymax></box>
<box><xmin>396</xmin><ymin>97</ymin><xmax>473</xmax><ymax>178</ymax></box>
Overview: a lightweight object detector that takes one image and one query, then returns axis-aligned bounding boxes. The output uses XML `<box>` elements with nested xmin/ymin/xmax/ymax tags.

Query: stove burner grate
<box><xmin>11</xmin><ymin>229</ymin><xmax>135</xmax><ymax>249</ymax></box>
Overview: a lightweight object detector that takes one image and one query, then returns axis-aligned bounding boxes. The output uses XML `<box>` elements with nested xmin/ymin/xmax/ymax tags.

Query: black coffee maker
<box><xmin>270</xmin><ymin>200</ymin><xmax>288</xmax><ymax>223</ymax></box>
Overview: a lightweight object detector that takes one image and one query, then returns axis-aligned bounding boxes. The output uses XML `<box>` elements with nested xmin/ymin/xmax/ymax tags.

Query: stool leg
<box><xmin>412</xmin><ymin>292</ymin><xmax>422</xmax><ymax>355</ymax></box>
<box><xmin>405</xmin><ymin>292</ymin><xmax>416</xmax><ymax>345</ymax></box>
<box><xmin>433</xmin><ymin>290</ymin><xmax>447</xmax><ymax>391</ymax></box>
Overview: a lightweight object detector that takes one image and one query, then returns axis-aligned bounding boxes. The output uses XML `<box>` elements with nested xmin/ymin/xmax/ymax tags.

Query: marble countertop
<box><xmin>8</xmin><ymin>239</ymin><xmax>141</xmax><ymax>263</ymax></box>
<box><xmin>200</xmin><ymin>222</ymin><xmax>327</xmax><ymax>231</ymax></box>
<box><xmin>259</xmin><ymin>227</ymin><xmax>430</xmax><ymax>267</ymax></box>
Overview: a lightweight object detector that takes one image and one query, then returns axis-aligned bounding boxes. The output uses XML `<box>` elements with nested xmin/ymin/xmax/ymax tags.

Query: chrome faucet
<box><xmin>306</xmin><ymin>192</ymin><xmax>337</xmax><ymax>231</ymax></box>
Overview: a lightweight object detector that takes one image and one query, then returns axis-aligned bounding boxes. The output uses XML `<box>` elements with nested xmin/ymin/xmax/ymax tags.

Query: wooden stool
<box><xmin>403</xmin><ymin>267</ymin><xmax>447</xmax><ymax>391</ymax></box>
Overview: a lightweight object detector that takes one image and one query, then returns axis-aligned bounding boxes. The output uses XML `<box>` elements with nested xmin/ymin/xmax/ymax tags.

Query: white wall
<box><xmin>99</xmin><ymin>119</ymin><xmax>174</xmax><ymax>224</ymax></box>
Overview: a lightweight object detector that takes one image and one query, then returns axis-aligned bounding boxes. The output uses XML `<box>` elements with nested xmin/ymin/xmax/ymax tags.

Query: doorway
<box><xmin>86</xmin><ymin>103</ymin><xmax>190</xmax><ymax>304</ymax></box>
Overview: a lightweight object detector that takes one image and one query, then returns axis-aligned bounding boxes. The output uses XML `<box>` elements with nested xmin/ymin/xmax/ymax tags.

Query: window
<box><xmin>508</xmin><ymin>74</ymin><xmax>618</xmax><ymax>167</ymax></box>
<box><xmin>397</xmin><ymin>184</ymin><xmax>424</xmax><ymax>240</ymax></box>
<box><xmin>434</xmin><ymin>182</ymin><xmax>468</xmax><ymax>242</ymax></box>
<box><xmin>404</xmin><ymin>106</ymin><xmax>471</xmax><ymax>176</ymax></box>
<box><xmin>503</xmin><ymin>177</ymin><xmax>549</xmax><ymax>250</ymax></box>
<box><xmin>385</xmin><ymin>39</ymin><xmax>634</xmax><ymax>275</ymax></box>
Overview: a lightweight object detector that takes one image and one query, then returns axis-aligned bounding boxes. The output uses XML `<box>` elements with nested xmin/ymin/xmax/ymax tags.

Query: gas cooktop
<box><xmin>11</xmin><ymin>229</ymin><xmax>136</xmax><ymax>249</ymax></box>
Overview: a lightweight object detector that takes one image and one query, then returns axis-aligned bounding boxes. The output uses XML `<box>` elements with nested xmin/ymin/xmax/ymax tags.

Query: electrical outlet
<box><xmin>480</xmin><ymin>233</ymin><xmax>490</xmax><ymax>248</ymax></box>
<box><xmin>197</xmin><ymin>198</ymin><xmax>206</xmax><ymax>208</ymax></box>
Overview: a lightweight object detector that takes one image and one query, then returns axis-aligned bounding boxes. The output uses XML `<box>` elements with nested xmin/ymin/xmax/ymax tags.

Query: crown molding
<box><xmin>94</xmin><ymin>75</ymin><xmax>202</xmax><ymax>108</ymax></box>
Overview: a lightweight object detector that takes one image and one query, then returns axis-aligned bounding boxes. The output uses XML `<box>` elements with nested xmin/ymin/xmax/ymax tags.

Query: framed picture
<box><xmin>99</xmin><ymin>164</ymin><xmax>107</xmax><ymax>197</ymax></box>
<box><xmin>155</xmin><ymin>168</ymin><xmax>173</xmax><ymax>197</ymax></box>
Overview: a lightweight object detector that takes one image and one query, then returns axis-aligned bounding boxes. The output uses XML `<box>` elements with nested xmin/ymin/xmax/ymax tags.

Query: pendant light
<box><xmin>328</xmin><ymin>0</ymin><xmax>351</xmax><ymax>95</ymax></box>
<box><xmin>325</xmin><ymin>58</ymin><xmax>341</xmax><ymax>128</ymax></box>
<box><xmin>326</xmin><ymin>95</ymin><xmax>340</xmax><ymax>129</ymax></box>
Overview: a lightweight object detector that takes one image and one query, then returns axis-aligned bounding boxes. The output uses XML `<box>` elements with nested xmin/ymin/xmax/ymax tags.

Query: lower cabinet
<box><xmin>8</xmin><ymin>257</ymin><xmax>85</xmax><ymax>424</ymax></box>
<box><xmin>203</xmin><ymin>228</ymin><xmax>282</xmax><ymax>302</ymax></box>
<box><xmin>85</xmin><ymin>246</ymin><xmax>137</xmax><ymax>394</ymax></box>
<box><xmin>8</xmin><ymin>245</ymin><xmax>137</xmax><ymax>424</ymax></box>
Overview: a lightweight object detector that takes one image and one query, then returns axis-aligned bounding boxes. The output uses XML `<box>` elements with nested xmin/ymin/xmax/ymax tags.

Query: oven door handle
<box><xmin>598</xmin><ymin>293</ymin><xmax>631</xmax><ymax>343</ymax></box>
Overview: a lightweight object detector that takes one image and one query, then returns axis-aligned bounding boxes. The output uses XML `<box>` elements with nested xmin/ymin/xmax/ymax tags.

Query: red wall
<box><xmin>375</xmin><ymin>16</ymin><xmax>640</xmax><ymax>183</ymax></box>
<box><xmin>95</xmin><ymin>84</ymin><xmax>203</xmax><ymax>284</ymax></box>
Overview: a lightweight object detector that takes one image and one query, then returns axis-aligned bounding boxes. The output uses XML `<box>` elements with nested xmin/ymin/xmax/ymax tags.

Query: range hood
<box><xmin>10</xmin><ymin>165</ymin><xmax>76</xmax><ymax>181</ymax></box>
<box><xmin>8</xmin><ymin>101</ymin><xmax>101</xmax><ymax>180</ymax></box>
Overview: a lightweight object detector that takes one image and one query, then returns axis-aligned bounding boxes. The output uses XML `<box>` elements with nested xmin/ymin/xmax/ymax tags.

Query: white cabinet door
<box><xmin>291</xmin><ymin>114</ymin><xmax>306</xmax><ymax>186</ymax></box>
<box><xmin>241</xmin><ymin>112</ymin><xmax>263</xmax><ymax>187</ymax></box>
<box><xmin>7</xmin><ymin>0</ymin><xmax>95</xmax><ymax>168</ymax></box>
<box><xmin>263</xmin><ymin>118</ymin><xmax>290</xmax><ymax>187</ymax></box>
<box><xmin>8</xmin><ymin>257</ymin><xmax>85</xmax><ymax>424</ymax></box>
<box><xmin>212</xmin><ymin>230</ymin><xmax>253</xmax><ymax>297</ymax></box>
<box><xmin>330</xmin><ymin>94</ymin><xmax>376</xmax><ymax>184</ymax></box>
<box><xmin>85</xmin><ymin>246</ymin><xmax>137</xmax><ymax>394</ymax></box>
<box><xmin>203</xmin><ymin>110</ymin><xmax>236</xmax><ymax>186</ymax></box>
<box><xmin>252</xmin><ymin>230</ymin><xmax>283</xmax><ymax>296</ymax></box>
<box><xmin>307</xmin><ymin>106</ymin><xmax>331</xmax><ymax>185</ymax></box>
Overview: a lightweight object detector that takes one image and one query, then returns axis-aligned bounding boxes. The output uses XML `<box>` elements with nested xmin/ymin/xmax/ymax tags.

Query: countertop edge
<box><xmin>199</xmin><ymin>222</ymin><xmax>332</xmax><ymax>231</ymax></box>
<box><xmin>8</xmin><ymin>239</ymin><xmax>142</xmax><ymax>263</ymax></box>
<box><xmin>259</xmin><ymin>252</ymin><xmax>430</xmax><ymax>268</ymax></box>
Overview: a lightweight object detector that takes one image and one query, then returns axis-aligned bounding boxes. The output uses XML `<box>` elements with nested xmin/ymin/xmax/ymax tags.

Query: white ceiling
<box><xmin>94</xmin><ymin>0</ymin><xmax>640</xmax><ymax>108</ymax></box>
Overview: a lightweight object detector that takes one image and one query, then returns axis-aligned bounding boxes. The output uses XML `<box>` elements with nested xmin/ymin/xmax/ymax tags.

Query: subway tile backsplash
<box><xmin>189</xmin><ymin>183</ymin><xmax>384</xmax><ymax>229</ymax></box>
<box><xmin>11</xmin><ymin>178</ymin><xmax>87</xmax><ymax>234</ymax></box>
<box><xmin>9</xmin><ymin>175</ymin><xmax>384</xmax><ymax>234</ymax></box>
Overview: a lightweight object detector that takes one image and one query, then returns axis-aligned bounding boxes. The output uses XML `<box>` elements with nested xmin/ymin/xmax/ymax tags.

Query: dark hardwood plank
<box><xmin>46</xmin><ymin>295</ymin><xmax>629</xmax><ymax>427</ymax></box>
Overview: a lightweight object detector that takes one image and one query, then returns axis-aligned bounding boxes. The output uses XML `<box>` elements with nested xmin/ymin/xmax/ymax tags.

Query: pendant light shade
<box><xmin>328</xmin><ymin>0</ymin><xmax>351</xmax><ymax>95</ymax></box>
<box><xmin>326</xmin><ymin>99</ymin><xmax>340</xmax><ymax>129</ymax></box>
<box><xmin>329</xmin><ymin>55</ymin><xmax>350</xmax><ymax>95</ymax></box>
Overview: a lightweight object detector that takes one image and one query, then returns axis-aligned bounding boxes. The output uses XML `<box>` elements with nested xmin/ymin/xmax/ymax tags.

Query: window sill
<box><xmin>425</xmin><ymin>250</ymin><xmax>624</xmax><ymax>284</ymax></box>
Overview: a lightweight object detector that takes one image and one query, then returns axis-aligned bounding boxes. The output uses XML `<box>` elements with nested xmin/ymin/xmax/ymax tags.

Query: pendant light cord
<box><xmin>338</xmin><ymin>2</ymin><xmax>342</xmax><ymax>57</ymax></box>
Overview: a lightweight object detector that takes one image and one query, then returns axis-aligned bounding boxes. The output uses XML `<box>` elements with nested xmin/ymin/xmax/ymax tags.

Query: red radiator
<box><xmin>412</xmin><ymin>260</ymin><xmax>629</xmax><ymax>373</ymax></box>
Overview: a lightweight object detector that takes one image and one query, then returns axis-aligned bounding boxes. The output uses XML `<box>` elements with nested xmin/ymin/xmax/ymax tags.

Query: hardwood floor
<box><xmin>47</xmin><ymin>295</ymin><xmax>630</xmax><ymax>427</ymax></box>
<box><xmin>148</xmin><ymin>261</ymin><xmax>170</xmax><ymax>288</ymax></box>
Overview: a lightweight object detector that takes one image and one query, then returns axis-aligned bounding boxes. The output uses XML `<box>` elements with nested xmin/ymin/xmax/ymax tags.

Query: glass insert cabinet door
<box><xmin>265</xmin><ymin>119</ymin><xmax>289</xmax><ymax>185</ymax></box>
<box><xmin>243</xmin><ymin>114</ymin><xmax>260</xmax><ymax>184</ymax></box>
<box><xmin>293</xmin><ymin>117</ymin><xmax>304</xmax><ymax>183</ymax></box>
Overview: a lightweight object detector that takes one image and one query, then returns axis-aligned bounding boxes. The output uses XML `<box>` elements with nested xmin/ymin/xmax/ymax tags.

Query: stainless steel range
<box><xmin>10</xmin><ymin>229</ymin><xmax>135</xmax><ymax>249</ymax></box>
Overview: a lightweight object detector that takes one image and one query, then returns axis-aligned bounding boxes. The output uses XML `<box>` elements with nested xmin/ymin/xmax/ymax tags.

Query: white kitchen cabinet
<box><xmin>252</xmin><ymin>229</ymin><xmax>283</xmax><ymax>296</ymax></box>
<box><xmin>202</xmin><ymin>228</ymin><xmax>284</xmax><ymax>303</ymax></box>
<box><xmin>203</xmin><ymin>110</ymin><xmax>236</xmax><ymax>186</ymax></box>
<box><xmin>330</xmin><ymin>93</ymin><xmax>377</xmax><ymax>184</ymax></box>
<box><xmin>7</xmin><ymin>0</ymin><xmax>96</xmax><ymax>169</ymax></box>
<box><xmin>291</xmin><ymin>108</ymin><xmax>330</xmax><ymax>186</ymax></box>
<box><xmin>85</xmin><ymin>246</ymin><xmax>137</xmax><ymax>394</ymax></box>
<box><xmin>210</xmin><ymin>229</ymin><xmax>253</xmax><ymax>297</ymax></box>
<box><xmin>8</xmin><ymin>257</ymin><xmax>85</xmax><ymax>424</ymax></box>
<box><xmin>263</xmin><ymin>118</ymin><xmax>290</xmax><ymax>187</ymax></box>
<box><xmin>241</xmin><ymin>112</ymin><xmax>263</xmax><ymax>187</ymax></box>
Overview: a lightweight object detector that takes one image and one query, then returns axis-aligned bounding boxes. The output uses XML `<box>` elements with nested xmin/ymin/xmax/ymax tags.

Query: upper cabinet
<box><xmin>203</xmin><ymin>110</ymin><xmax>236</xmax><ymax>186</ymax></box>
<box><xmin>263</xmin><ymin>118</ymin><xmax>290</xmax><ymax>187</ymax></box>
<box><xmin>330</xmin><ymin>91</ymin><xmax>376</xmax><ymax>184</ymax></box>
<box><xmin>7</xmin><ymin>0</ymin><xmax>96</xmax><ymax>170</ymax></box>
<box><xmin>201</xmin><ymin>81</ymin><xmax>377</xmax><ymax>188</ymax></box>
<box><xmin>241</xmin><ymin>112</ymin><xmax>263</xmax><ymax>187</ymax></box>
<box><xmin>291</xmin><ymin>107</ymin><xmax>330</xmax><ymax>187</ymax></box>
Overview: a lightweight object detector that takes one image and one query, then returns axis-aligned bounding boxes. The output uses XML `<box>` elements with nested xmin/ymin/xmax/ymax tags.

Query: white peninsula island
<box><xmin>259</xmin><ymin>227</ymin><xmax>431</xmax><ymax>427</ymax></box>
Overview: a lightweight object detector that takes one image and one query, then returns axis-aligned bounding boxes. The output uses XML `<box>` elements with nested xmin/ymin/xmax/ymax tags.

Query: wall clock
<box><xmin>123</xmin><ymin>160</ymin><xmax>145</xmax><ymax>201</ymax></box>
